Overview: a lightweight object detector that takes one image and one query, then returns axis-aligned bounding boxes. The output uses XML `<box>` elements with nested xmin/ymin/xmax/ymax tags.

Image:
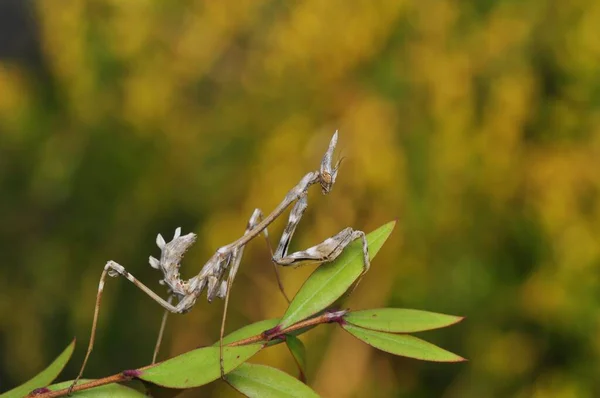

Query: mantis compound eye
<box><xmin>320</xmin><ymin>171</ymin><xmax>333</xmax><ymax>194</ymax></box>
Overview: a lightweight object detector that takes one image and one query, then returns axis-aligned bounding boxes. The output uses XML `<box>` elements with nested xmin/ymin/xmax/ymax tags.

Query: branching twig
<box><xmin>31</xmin><ymin>310</ymin><xmax>348</xmax><ymax>398</ymax></box>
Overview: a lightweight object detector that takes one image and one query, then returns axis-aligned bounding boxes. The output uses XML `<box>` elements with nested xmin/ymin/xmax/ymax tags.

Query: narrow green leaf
<box><xmin>345</xmin><ymin>308</ymin><xmax>464</xmax><ymax>333</ymax></box>
<box><xmin>140</xmin><ymin>344</ymin><xmax>262</xmax><ymax>388</ymax></box>
<box><xmin>225</xmin><ymin>363</ymin><xmax>319</xmax><ymax>398</ymax></box>
<box><xmin>46</xmin><ymin>379</ymin><xmax>146</xmax><ymax>397</ymax></box>
<box><xmin>343</xmin><ymin>324</ymin><xmax>465</xmax><ymax>362</ymax></box>
<box><xmin>279</xmin><ymin>221</ymin><xmax>396</xmax><ymax>329</ymax></box>
<box><xmin>215</xmin><ymin>319</ymin><xmax>280</xmax><ymax>346</ymax></box>
<box><xmin>285</xmin><ymin>335</ymin><xmax>307</xmax><ymax>382</ymax></box>
<box><xmin>0</xmin><ymin>340</ymin><xmax>75</xmax><ymax>398</ymax></box>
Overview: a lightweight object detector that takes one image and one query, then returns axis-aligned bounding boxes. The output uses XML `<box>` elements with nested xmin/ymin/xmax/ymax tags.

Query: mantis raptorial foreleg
<box><xmin>275</xmin><ymin>227</ymin><xmax>370</xmax><ymax>272</ymax></box>
<box><xmin>271</xmin><ymin>191</ymin><xmax>370</xmax><ymax>273</ymax></box>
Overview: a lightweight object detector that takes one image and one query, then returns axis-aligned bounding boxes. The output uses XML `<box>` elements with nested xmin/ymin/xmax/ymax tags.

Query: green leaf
<box><xmin>215</xmin><ymin>318</ymin><xmax>280</xmax><ymax>346</ymax></box>
<box><xmin>345</xmin><ymin>308</ymin><xmax>464</xmax><ymax>333</ymax></box>
<box><xmin>0</xmin><ymin>340</ymin><xmax>75</xmax><ymax>398</ymax></box>
<box><xmin>342</xmin><ymin>324</ymin><xmax>465</xmax><ymax>362</ymax></box>
<box><xmin>46</xmin><ymin>380</ymin><xmax>146</xmax><ymax>397</ymax></box>
<box><xmin>140</xmin><ymin>344</ymin><xmax>263</xmax><ymax>388</ymax></box>
<box><xmin>279</xmin><ymin>221</ymin><xmax>396</xmax><ymax>329</ymax></box>
<box><xmin>285</xmin><ymin>335</ymin><xmax>307</xmax><ymax>382</ymax></box>
<box><xmin>225</xmin><ymin>363</ymin><xmax>319</xmax><ymax>398</ymax></box>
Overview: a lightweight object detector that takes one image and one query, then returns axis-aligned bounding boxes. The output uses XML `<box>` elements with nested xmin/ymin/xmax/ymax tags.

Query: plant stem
<box><xmin>31</xmin><ymin>310</ymin><xmax>347</xmax><ymax>398</ymax></box>
<box><xmin>27</xmin><ymin>373</ymin><xmax>132</xmax><ymax>398</ymax></box>
<box><xmin>229</xmin><ymin>309</ymin><xmax>347</xmax><ymax>346</ymax></box>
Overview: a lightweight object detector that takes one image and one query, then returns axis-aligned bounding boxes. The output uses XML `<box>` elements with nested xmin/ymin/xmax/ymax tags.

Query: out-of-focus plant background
<box><xmin>1</xmin><ymin>0</ymin><xmax>600</xmax><ymax>396</ymax></box>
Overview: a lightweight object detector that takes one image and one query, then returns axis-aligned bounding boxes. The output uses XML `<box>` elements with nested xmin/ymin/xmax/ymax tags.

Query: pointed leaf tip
<box><xmin>345</xmin><ymin>308</ymin><xmax>464</xmax><ymax>333</ymax></box>
<box><xmin>1</xmin><ymin>340</ymin><xmax>75</xmax><ymax>398</ymax></box>
<box><xmin>343</xmin><ymin>324</ymin><xmax>465</xmax><ymax>363</ymax></box>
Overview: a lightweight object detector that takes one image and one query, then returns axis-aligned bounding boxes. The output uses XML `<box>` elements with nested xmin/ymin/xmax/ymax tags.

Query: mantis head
<box><xmin>319</xmin><ymin>130</ymin><xmax>343</xmax><ymax>194</ymax></box>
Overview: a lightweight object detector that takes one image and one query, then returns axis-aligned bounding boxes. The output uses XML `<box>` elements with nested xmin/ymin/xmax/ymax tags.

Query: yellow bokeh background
<box><xmin>1</xmin><ymin>1</ymin><xmax>600</xmax><ymax>396</ymax></box>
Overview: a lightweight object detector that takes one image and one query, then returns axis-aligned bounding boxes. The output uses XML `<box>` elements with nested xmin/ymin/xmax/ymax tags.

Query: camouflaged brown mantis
<box><xmin>69</xmin><ymin>132</ymin><xmax>371</xmax><ymax>393</ymax></box>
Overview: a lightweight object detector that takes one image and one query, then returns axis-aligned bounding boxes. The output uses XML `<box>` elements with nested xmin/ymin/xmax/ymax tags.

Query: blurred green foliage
<box><xmin>1</xmin><ymin>0</ymin><xmax>600</xmax><ymax>397</ymax></box>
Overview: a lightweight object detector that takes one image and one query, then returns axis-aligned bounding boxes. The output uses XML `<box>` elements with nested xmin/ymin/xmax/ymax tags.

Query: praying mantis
<box><xmin>69</xmin><ymin>131</ymin><xmax>370</xmax><ymax>393</ymax></box>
